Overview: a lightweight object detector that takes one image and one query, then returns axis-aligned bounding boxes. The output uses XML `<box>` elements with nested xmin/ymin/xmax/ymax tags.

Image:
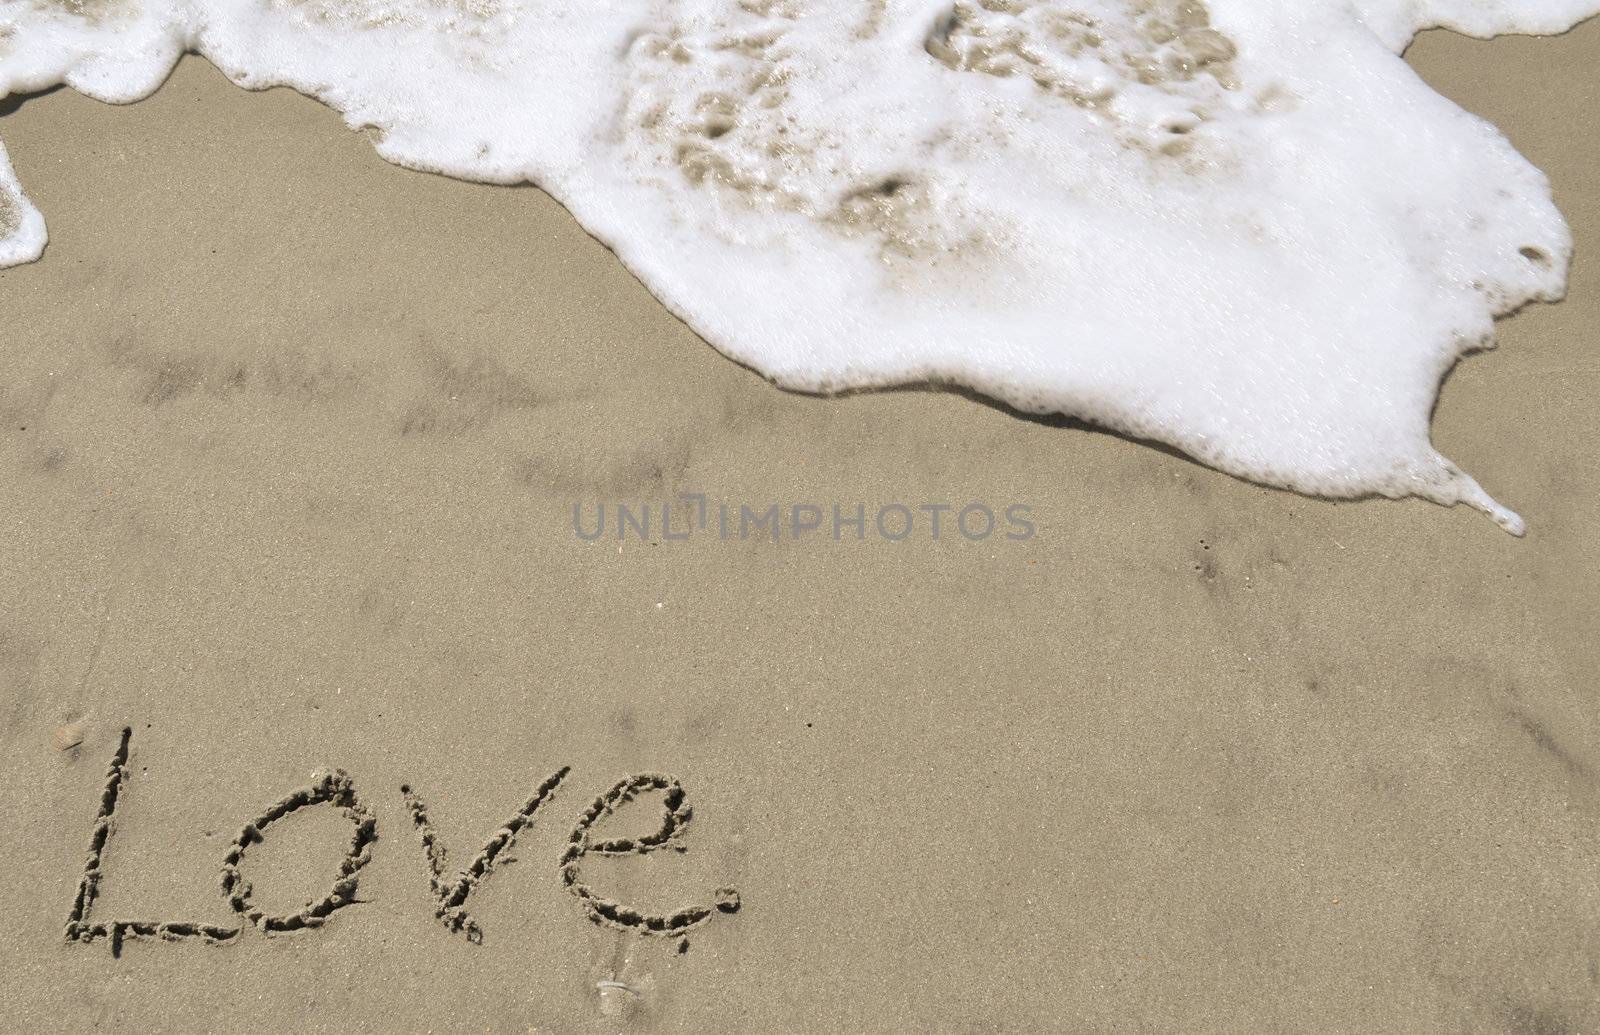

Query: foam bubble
<box><xmin>2</xmin><ymin>0</ymin><xmax>1595</xmax><ymax>532</ymax></box>
<box><xmin>0</xmin><ymin>139</ymin><xmax>45</xmax><ymax>266</ymax></box>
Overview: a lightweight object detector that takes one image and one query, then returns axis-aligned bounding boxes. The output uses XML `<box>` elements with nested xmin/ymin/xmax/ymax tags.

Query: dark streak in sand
<box><xmin>107</xmin><ymin>342</ymin><xmax>360</xmax><ymax>407</ymax></box>
<box><xmin>1502</xmin><ymin>703</ymin><xmax>1596</xmax><ymax>786</ymax></box>
<box><xmin>513</xmin><ymin>438</ymin><xmax>692</xmax><ymax>498</ymax></box>
<box><xmin>1504</xmin><ymin>1000</ymin><xmax>1578</xmax><ymax>1035</ymax></box>
<box><xmin>399</xmin><ymin>349</ymin><xmax>544</xmax><ymax>437</ymax></box>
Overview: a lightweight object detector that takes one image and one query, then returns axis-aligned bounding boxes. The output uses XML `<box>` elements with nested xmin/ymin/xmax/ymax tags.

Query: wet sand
<box><xmin>0</xmin><ymin>21</ymin><xmax>1597</xmax><ymax>1033</ymax></box>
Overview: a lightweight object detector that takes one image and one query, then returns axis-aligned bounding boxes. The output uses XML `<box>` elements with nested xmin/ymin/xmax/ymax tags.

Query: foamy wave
<box><xmin>0</xmin><ymin>139</ymin><xmax>44</xmax><ymax>265</ymax></box>
<box><xmin>3</xmin><ymin>0</ymin><xmax>1596</xmax><ymax>532</ymax></box>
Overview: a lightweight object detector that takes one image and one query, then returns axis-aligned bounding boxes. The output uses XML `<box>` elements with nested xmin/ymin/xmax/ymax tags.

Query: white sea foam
<box><xmin>2</xmin><ymin>1</ymin><xmax>1596</xmax><ymax>531</ymax></box>
<box><xmin>0</xmin><ymin>139</ymin><xmax>44</xmax><ymax>266</ymax></box>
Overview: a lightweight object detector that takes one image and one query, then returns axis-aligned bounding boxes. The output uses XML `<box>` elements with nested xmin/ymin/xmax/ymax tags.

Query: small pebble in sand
<box><xmin>52</xmin><ymin>723</ymin><xmax>85</xmax><ymax>752</ymax></box>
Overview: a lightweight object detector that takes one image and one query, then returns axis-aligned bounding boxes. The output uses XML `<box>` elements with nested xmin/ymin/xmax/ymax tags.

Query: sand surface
<box><xmin>1</xmin><ymin>22</ymin><xmax>1598</xmax><ymax>1034</ymax></box>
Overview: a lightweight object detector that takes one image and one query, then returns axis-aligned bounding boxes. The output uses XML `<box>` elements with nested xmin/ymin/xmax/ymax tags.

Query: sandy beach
<box><xmin>1</xmin><ymin>19</ymin><xmax>1598</xmax><ymax>1033</ymax></box>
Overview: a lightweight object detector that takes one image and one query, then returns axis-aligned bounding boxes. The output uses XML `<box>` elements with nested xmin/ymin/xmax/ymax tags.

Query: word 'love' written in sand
<box><xmin>65</xmin><ymin>728</ymin><xmax>741</xmax><ymax>957</ymax></box>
